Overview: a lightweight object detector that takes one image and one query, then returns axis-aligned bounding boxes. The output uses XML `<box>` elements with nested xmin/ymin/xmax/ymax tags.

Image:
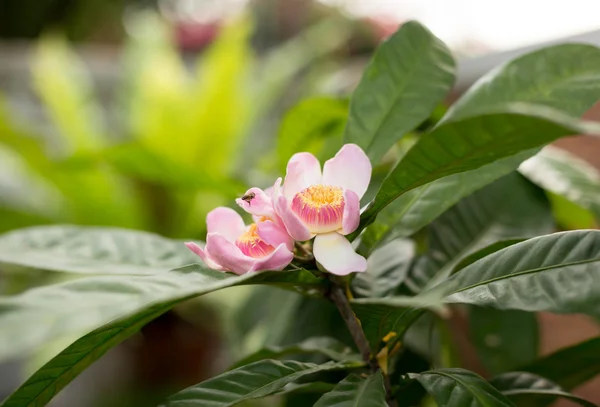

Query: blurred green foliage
<box><xmin>0</xmin><ymin>12</ymin><xmax>351</xmax><ymax>238</ymax></box>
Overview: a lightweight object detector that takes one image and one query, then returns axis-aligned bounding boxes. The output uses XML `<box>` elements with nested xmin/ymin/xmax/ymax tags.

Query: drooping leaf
<box><xmin>343</xmin><ymin>20</ymin><xmax>456</xmax><ymax>163</ymax></box>
<box><xmin>521</xmin><ymin>336</ymin><xmax>600</xmax><ymax>390</ymax></box>
<box><xmin>519</xmin><ymin>146</ymin><xmax>600</xmax><ymax>219</ymax></box>
<box><xmin>277</xmin><ymin>97</ymin><xmax>348</xmax><ymax>170</ymax></box>
<box><xmin>356</xmin><ymin>106</ymin><xmax>600</xmax><ymax>236</ymax></box>
<box><xmin>0</xmin><ymin>225</ymin><xmax>198</xmax><ymax>275</ymax></box>
<box><xmin>358</xmin><ymin>151</ymin><xmax>535</xmax><ymax>254</ymax></box>
<box><xmin>436</xmin><ymin>230</ymin><xmax>600</xmax><ymax>314</ymax></box>
<box><xmin>313</xmin><ymin>371</ymin><xmax>388</xmax><ymax>407</ymax></box>
<box><xmin>490</xmin><ymin>371</ymin><xmax>597</xmax><ymax>407</ymax></box>
<box><xmin>0</xmin><ymin>266</ymin><xmax>322</xmax><ymax>406</ymax></box>
<box><xmin>353</xmin><ymin>239</ymin><xmax>415</xmax><ymax>298</ymax></box>
<box><xmin>469</xmin><ymin>308</ymin><xmax>538</xmax><ymax>375</ymax></box>
<box><xmin>160</xmin><ymin>360</ymin><xmax>360</xmax><ymax>407</ymax></box>
<box><xmin>357</xmin><ymin>42</ymin><xmax>600</xmax><ymax>240</ymax></box>
<box><xmin>409</xmin><ymin>368</ymin><xmax>515</xmax><ymax>407</ymax></box>
<box><xmin>231</xmin><ymin>337</ymin><xmax>360</xmax><ymax>369</ymax></box>
<box><xmin>404</xmin><ymin>173</ymin><xmax>553</xmax><ymax>292</ymax></box>
<box><xmin>445</xmin><ymin>43</ymin><xmax>600</xmax><ymax>120</ymax></box>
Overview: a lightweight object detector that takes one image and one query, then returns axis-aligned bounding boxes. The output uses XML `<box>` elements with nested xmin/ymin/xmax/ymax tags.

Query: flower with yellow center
<box><xmin>271</xmin><ymin>144</ymin><xmax>372</xmax><ymax>276</ymax></box>
<box><xmin>185</xmin><ymin>207</ymin><xmax>294</xmax><ymax>275</ymax></box>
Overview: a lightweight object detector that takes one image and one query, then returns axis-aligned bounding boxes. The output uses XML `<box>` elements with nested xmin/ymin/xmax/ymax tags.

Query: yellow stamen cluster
<box><xmin>297</xmin><ymin>185</ymin><xmax>343</xmax><ymax>209</ymax></box>
<box><xmin>237</xmin><ymin>223</ymin><xmax>260</xmax><ymax>244</ymax></box>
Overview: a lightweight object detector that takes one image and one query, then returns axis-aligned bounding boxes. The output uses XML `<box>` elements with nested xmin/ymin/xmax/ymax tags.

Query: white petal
<box><xmin>313</xmin><ymin>232</ymin><xmax>367</xmax><ymax>276</ymax></box>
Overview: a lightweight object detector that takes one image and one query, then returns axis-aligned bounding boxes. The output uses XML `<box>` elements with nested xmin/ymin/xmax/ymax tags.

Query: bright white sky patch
<box><xmin>319</xmin><ymin>0</ymin><xmax>600</xmax><ymax>52</ymax></box>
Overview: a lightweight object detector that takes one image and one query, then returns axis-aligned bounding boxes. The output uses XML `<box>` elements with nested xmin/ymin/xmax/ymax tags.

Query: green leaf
<box><xmin>404</xmin><ymin>173</ymin><xmax>553</xmax><ymax>293</ymax></box>
<box><xmin>519</xmin><ymin>146</ymin><xmax>600</xmax><ymax>219</ymax></box>
<box><xmin>409</xmin><ymin>368</ymin><xmax>515</xmax><ymax>407</ymax></box>
<box><xmin>0</xmin><ymin>225</ymin><xmax>198</xmax><ymax>275</ymax></box>
<box><xmin>469</xmin><ymin>308</ymin><xmax>538</xmax><ymax>375</ymax></box>
<box><xmin>353</xmin><ymin>239</ymin><xmax>415</xmax><ymax>298</ymax></box>
<box><xmin>32</xmin><ymin>35</ymin><xmax>105</xmax><ymax>152</ymax></box>
<box><xmin>450</xmin><ymin>239</ymin><xmax>526</xmax><ymax>274</ymax></box>
<box><xmin>351</xmin><ymin>293</ymin><xmax>444</xmax><ymax>351</ymax></box>
<box><xmin>231</xmin><ymin>337</ymin><xmax>360</xmax><ymax>369</ymax></box>
<box><xmin>277</xmin><ymin>97</ymin><xmax>348</xmax><ymax>170</ymax></box>
<box><xmin>356</xmin><ymin>106</ymin><xmax>600</xmax><ymax>236</ymax></box>
<box><xmin>358</xmin><ymin>151</ymin><xmax>535</xmax><ymax>254</ymax></box>
<box><xmin>547</xmin><ymin>193</ymin><xmax>596</xmax><ymax>230</ymax></box>
<box><xmin>313</xmin><ymin>371</ymin><xmax>388</xmax><ymax>407</ymax></box>
<box><xmin>436</xmin><ymin>230</ymin><xmax>600</xmax><ymax>314</ymax></box>
<box><xmin>446</xmin><ymin>44</ymin><xmax>600</xmax><ymax>120</ymax></box>
<box><xmin>160</xmin><ymin>360</ymin><xmax>359</xmax><ymax>407</ymax></box>
<box><xmin>0</xmin><ymin>266</ymin><xmax>322</xmax><ymax>406</ymax></box>
<box><xmin>357</xmin><ymin>42</ymin><xmax>600</xmax><ymax>239</ymax></box>
<box><xmin>489</xmin><ymin>371</ymin><xmax>598</xmax><ymax>407</ymax></box>
<box><xmin>343</xmin><ymin>21</ymin><xmax>456</xmax><ymax>163</ymax></box>
<box><xmin>521</xmin><ymin>336</ymin><xmax>600</xmax><ymax>390</ymax></box>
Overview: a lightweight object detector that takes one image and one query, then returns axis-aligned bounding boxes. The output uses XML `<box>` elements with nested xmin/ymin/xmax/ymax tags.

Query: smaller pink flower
<box><xmin>185</xmin><ymin>207</ymin><xmax>294</xmax><ymax>275</ymax></box>
<box><xmin>272</xmin><ymin>144</ymin><xmax>372</xmax><ymax>276</ymax></box>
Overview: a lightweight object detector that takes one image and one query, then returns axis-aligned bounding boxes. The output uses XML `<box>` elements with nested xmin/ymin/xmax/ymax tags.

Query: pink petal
<box><xmin>249</xmin><ymin>243</ymin><xmax>294</xmax><ymax>272</ymax></box>
<box><xmin>273</xmin><ymin>178</ymin><xmax>312</xmax><ymax>241</ymax></box>
<box><xmin>291</xmin><ymin>186</ymin><xmax>345</xmax><ymax>234</ymax></box>
<box><xmin>235</xmin><ymin>187</ymin><xmax>275</xmax><ymax>218</ymax></box>
<box><xmin>205</xmin><ymin>233</ymin><xmax>254</xmax><ymax>275</ymax></box>
<box><xmin>283</xmin><ymin>152</ymin><xmax>322</xmax><ymax>200</ymax></box>
<box><xmin>206</xmin><ymin>207</ymin><xmax>246</xmax><ymax>243</ymax></box>
<box><xmin>185</xmin><ymin>242</ymin><xmax>223</xmax><ymax>270</ymax></box>
<box><xmin>313</xmin><ymin>232</ymin><xmax>367</xmax><ymax>276</ymax></box>
<box><xmin>322</xmin><ymin>144</ymin><xmax>372</xmax><ymax>199</ymax></box>
<box><xmin>256</xmin><ymin>220</ymin><xmax>294</xmax><ymax>250</ymax></box>
<box><xmin>341</xmin><ymin>189</ymin><xmax>360</xmax><ymax>235</ymax></box>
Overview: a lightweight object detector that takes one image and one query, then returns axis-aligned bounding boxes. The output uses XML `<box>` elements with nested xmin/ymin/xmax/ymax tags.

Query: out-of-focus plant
<box><xmin>3</xmin><ymin>19</ymin><xmax>600</xmax><ymax>407</ymax></box>
<box><xmin>0</xmin><ymin>12</ymin><xmax>350</xmax><ymax>237</ymax></box>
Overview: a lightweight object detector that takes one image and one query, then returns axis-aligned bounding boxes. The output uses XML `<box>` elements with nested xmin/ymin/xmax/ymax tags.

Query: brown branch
<box><xmin>327</xmin><ymin>278</ymin><xmax>398</xmax><ymax>407</ymax></box>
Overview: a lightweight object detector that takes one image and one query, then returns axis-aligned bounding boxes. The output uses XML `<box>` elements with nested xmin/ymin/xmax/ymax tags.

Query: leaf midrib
<box><xmin>451</xmin><ymin>257</ymin><xmax>600</xmax><ymax>294</ymax></box>
<box><xmin>426</xmin><ymin>371</ymin><xmax>513</xmax><ymax>406</ymax></box>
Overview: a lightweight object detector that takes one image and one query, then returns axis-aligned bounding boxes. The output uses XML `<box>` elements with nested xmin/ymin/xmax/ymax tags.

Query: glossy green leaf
<box><xmin>313</xmin><ymin>372</ymin><xmax>387</xmax><ymax>407</ymax></box>
<box><xmin>490</xmin><ymin>371</ymin><xmax>597</xmax><ymax>407</ymax></box>
<box><xmin>404</xmin><ymin>173</ymin><xmax>553</xmax><ymax>293</ymax></box>
<box><xmin>446</xmin><ymin>44</ymin><xmax>600</xmax><ymax>120</ymax></box>
<box><xmin>277</xmin><ymin>97</ymin><xmax>348</xmax><ymax>170</ymax></box>
<box><xmin>409</xmin><ymin>368</ymin><xmax>515</xmax><ymax>407</ymax></box>
<box><xmin>436</xmin><ymin>231</ymin><xmax>600</xmax><ymax>314</ymax></box>
<box><xmin>353</xmin><ymin>239</ymin><xmax>415</xmax><ymax>298</ymax></box>
<box><xmin>358</xmin><ymin>151</ymin><xmax>535</xmax><ymax>254</ymax></box>
<box><xmin>0</xmin><ymin>225</ymin><xmax>198</xmax><ymax>275</ymax></box>
<box><xmin>450</xmin><ymin>239</ymin><xmax>526</xmax><ymax>274</ymax></box>
<box><xmin>231</xmin><ymin>337</ymin><xmax>359</xmax><ymax>369</ymax></box>
<box><xmin>0</xmin><ymin>266</ymin><xmax>321</xmax><ymax>406</ymax></box>
<box><xmin>343</xmin><ymin>20</ymin><xmax>456</xmax><ymax>163</ymax></box>
<box><xmin>160</xmin><ymin>360</ymin><xmax>359</xmax><ymax>407</ymax></box>
<box><xmin>469</xmin><ymin>308</ymin><xmax>538</xmax><ymax>375</ymax></box>
<box><xmin>519</xmin><ymin>146</ymin><xmax>600</xmax><ymax>219</ymax></box>
<box><xmin>356</xmin><ymin>106</ymin><xmax>600</xmax><ymax>236</ymax></box>
<box><xmin>521</xmin><ymin>336</ymin><xmax>600</xmax><ymax>390</ymax></box>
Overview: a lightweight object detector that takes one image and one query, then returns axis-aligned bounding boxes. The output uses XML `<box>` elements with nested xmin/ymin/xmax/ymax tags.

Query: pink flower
<box><xmin>272</xmin><ymin>144</ymin><xmax>371</xmax><ymax>275</ymax></box>
<box><xmin>185</xmin><ymin>207</ymin><xmax>294</xmax><ymax>275</ymax></box>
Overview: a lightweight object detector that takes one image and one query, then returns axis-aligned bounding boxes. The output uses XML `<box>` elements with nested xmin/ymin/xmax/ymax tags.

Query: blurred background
<box><xmin>1</xmin><ymin>0</ymin><xmax>600</xmax><ymax>406</ymax></box>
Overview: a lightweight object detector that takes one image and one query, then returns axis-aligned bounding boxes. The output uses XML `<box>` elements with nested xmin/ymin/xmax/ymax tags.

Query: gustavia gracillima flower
<box><xmin>271</xmin><ymin>143</ymin><xmax>372</xmax><ymax>275</ymax></box>
<box><xmin>185</xmin><ymin>207</ymin><xmax>294</xmax><ymax>275</ymax></box>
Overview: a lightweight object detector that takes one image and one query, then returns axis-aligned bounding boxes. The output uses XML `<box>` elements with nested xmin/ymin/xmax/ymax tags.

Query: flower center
<box><xmin>235</xmin><ymin>223</ymin><xmax>275</xmax><ymax>258</ymax></box>
<box><xmin>291</xmin><ymin>185</ymin><xmax>345</xmax><ymax>233</ymax></box>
